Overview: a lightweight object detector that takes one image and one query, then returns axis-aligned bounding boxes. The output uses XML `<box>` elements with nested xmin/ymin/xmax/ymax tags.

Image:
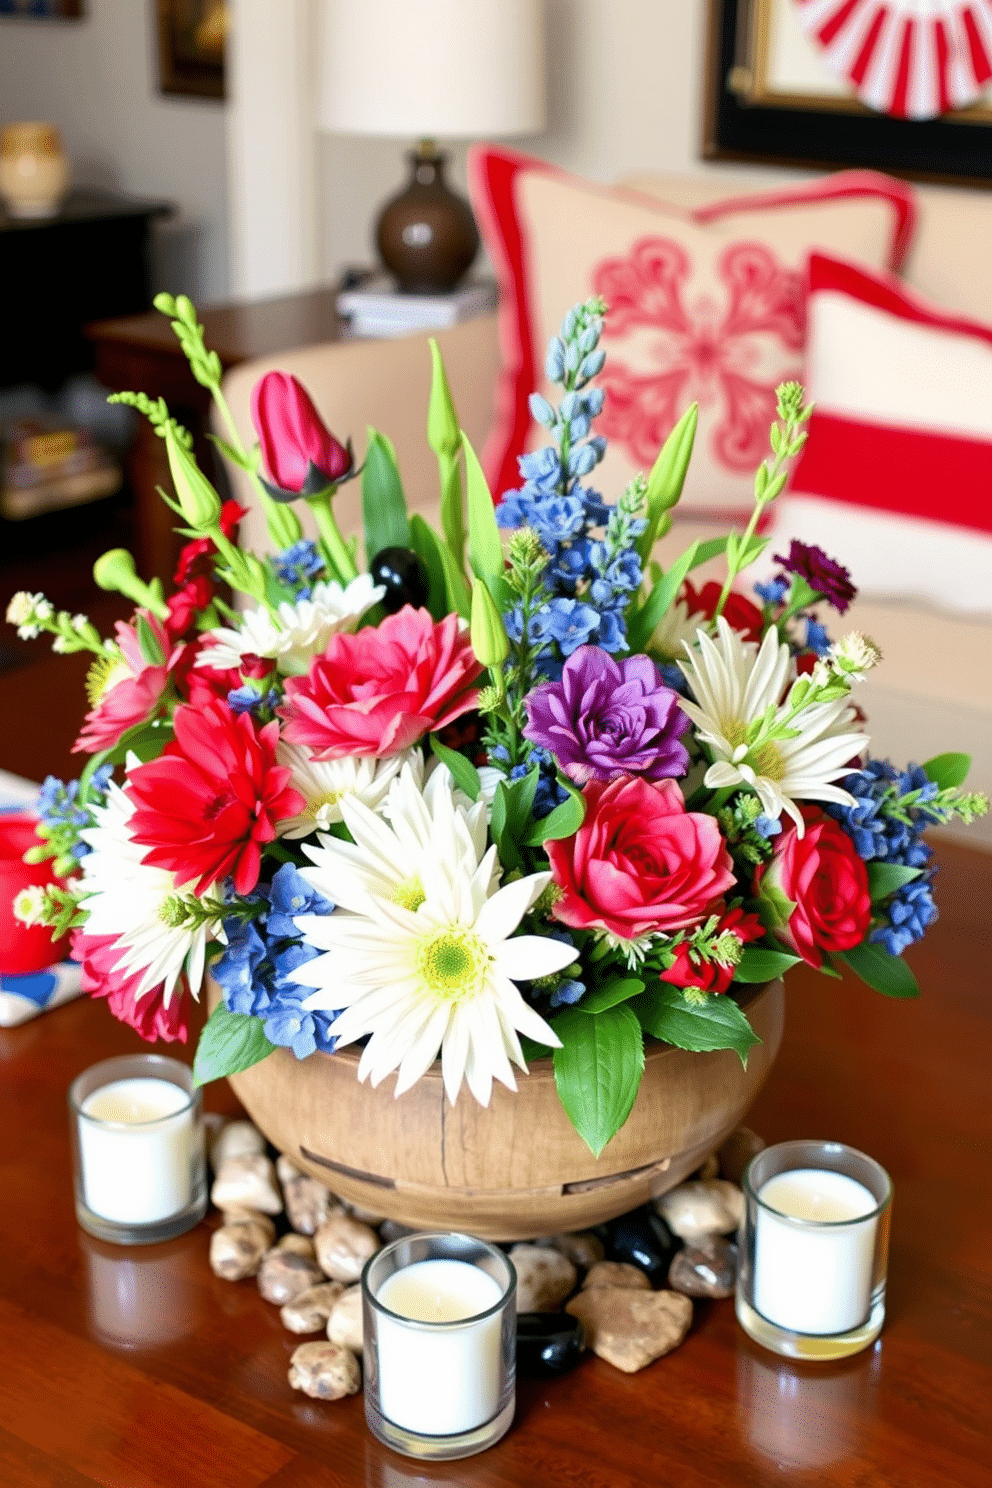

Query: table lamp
<box><xmin>318</xmin><ymin>0</ymin><xmax>546</xmax><ymax>294</ymax></box>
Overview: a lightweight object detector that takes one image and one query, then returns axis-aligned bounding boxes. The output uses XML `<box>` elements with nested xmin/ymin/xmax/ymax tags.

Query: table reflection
<box><xmin>81</xmin><ymin>1230</ymin><xmax>202</xmax><ymax>1349</ymax></box>
<box><xmin>737</xmin><ymin>1342</ymin><xmax>881</xmax><ymax>1470</ymax></box>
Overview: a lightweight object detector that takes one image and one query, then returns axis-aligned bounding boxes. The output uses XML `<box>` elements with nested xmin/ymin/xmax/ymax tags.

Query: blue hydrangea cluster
<box><xmin>827</xmin><ymin>759</ymin><xmax>939</xmax><ymax>956</ymax></box>
<box><xmin>212</xmin><ymin>863</ymin><xmax>339</xmax><ymax>1059</ymax></box>
<box><xmin>227</xmin><ymin>683</ymin><xmax>281</xmax><ymax>717</ymax></box>
<box><xmin>37</xmin><ymin>767</ymin><xmax>113</xmax><ymax>861</ymax></box>
<box><xmin>496</xmin><ymin>301</ymin><xmax>646</xmax><ymax>677</ymax></box>
<box><xmin>273</xmin><ymin>538</ymin><xmax>325</xmax><ymax>600</ymax></box>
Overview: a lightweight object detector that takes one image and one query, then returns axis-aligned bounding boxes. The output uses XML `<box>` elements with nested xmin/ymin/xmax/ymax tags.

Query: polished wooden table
<box><xmin>1</xmin><ymin>840</ymin><xmax>989</xmax><ymax>1488</ymax></box>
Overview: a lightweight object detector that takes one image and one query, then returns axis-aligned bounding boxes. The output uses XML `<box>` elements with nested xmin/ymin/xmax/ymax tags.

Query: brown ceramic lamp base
<box><xmin>376</xmin><ymin>141</ymin><xmax>479</xmax><ymax>295</ymax></box>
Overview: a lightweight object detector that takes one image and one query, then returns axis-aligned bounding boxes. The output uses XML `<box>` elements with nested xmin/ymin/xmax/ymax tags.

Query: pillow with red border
<box><xmin>468</xmin><ymin>148</ymin><xmax>915</xmax><ymax>522</ymax></box>
<box><xmin>762</xmin><ymin>252</ymin><xmax>992</xmax><ymax>615</ymax></box>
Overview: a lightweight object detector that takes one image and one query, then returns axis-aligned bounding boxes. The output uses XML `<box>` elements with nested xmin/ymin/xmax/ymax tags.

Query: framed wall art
<box><xmin>0</xmin><ymin>2</ymin><xmax>83</xmax><ymax>14</ymax></box>
<box><xmin>704</xmin><ymin>0</ymin><xmax>992</xmax><ymax>186</ymax></box>
<box><xmin>155</xmin><ymin>0</ymin><xmax>227</xmax><ymax>101</ymax></box>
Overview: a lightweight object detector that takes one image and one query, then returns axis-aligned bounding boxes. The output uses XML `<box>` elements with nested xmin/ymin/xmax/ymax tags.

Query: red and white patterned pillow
<box><xmin>764</xmin><ymin>253</ymin><xmax>992</xmax><ymax>614</ymax></box>
<box><xmin>468</xmin><ymin>148</ymin><xmax>916</xmax><ymax>520</ymax></box>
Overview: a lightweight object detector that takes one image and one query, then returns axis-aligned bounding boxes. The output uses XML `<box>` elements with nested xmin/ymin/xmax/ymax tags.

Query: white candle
<box><xmin>753</xmin><ymin>1167</ymin><xmax>879</xmax><ymax>1335</ymax></box>
<box><xmin>78</xmin><ymin>1077</ymin><xmax>197</xmax><ymax>1225</ymax></box>
<box><xmin>374</xmin><ymin>1258</ymin><xmax>506</xmax><ymax>1436</ymax></box>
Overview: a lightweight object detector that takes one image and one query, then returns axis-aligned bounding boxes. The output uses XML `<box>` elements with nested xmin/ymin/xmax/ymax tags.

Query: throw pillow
<box><xmin>763</xmin><ymin>252</ymin><xmax>992</xmax><ymax>614</ymax></box>
<box><xmin>469</xmin><ymin>149</ymin><xmax>916</xmax><ymax>520</ymax></box>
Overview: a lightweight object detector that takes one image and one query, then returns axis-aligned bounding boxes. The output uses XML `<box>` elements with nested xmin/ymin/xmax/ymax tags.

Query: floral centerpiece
<box><xmin>9</xmin><ymin>294</ymin><xmax>986</xmax><ymax>1158</ymax></box>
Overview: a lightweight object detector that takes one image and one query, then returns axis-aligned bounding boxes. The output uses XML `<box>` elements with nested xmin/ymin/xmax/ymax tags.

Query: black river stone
<box><xmin>516</xmin><ymin>1311</ymin><xmax>585</xmax><ymax>1378</ymax></box>
<box><xmin>604</xmin><ymin>1204</ymin><xmax>681</xmax><ymax>1286</ymax></box>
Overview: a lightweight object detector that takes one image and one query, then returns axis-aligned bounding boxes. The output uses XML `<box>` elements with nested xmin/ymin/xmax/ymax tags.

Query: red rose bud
<box><xmin>753</xmin><ymin>807</ymin><xmax>871</xmax><ymax>969</ymax></box>
<box><xmin>251</xmin><ymin>371</ymin><xmax>353</xmax><ymax>498</ymax></box>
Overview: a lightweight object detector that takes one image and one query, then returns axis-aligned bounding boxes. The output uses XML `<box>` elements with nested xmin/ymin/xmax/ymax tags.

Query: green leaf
<box><xmin>576</xmin><ymin>977</ymin><xmax>645</xmax><ymax>1014</ymax></box>
<box><xmin>429</xmin><ymin>735</ymin><xmax>481</xmax><ymax>801</ymax></box>
<box><xmin>734</xmin><ymin>946</ymin><xmax>802</xmax><ymax>983</ymax></box>
<box><xmin>866</xmin><ymin>862</ymin><xmax>924</xmax><ymax>900</ymax></box>
<box><xmin>520</xmin><ymin>786</ymin><xmax>585</xmax><ymax>846</ymax></box>
<box><xmin>409</xmin><ymin>514</ymin><xmax>471</xmax><ymax>618</ymax></box>
<box><xmin>489</xmin><ymin>781</ymin><xmax>518</xmax><ymax>869</ymax></box>
<box><xmin>839</xmin><ymin>942</ymin><xmax>920</xmax><ymax>999</ymax></box>
<box><xmin>409</xmin><ymin>513</ymin><xmax>450</xmax><ymax>620</ymax></box>
<box><xmin>637</xmin><ymin>403</ymin><xmax>698</xmax><ymax>562</ymax></box>
<box><xmin>552</xmin><ymin>1004</ymin><xmax>645</xmax><ymax>1157</ymax></box>
<box><xmin>461</xmin><ymin>430</ymin><xmax>509</xmax><ymax>606</ymax></box>
<box><xmin>626</xmin><ymin>541</ymin><xmax>699</xmax><ymax>652</ymax></box>
<box><xmin>427</xmin><ymin>339</ymin><xmax>461</xmax><ymax>458</ymax></box>
<box><xmin>489</xmin><ymin>770</ymin><xmax>540</xmax><ymax>870</ymax></box>
<box><xmin>135</xmin><ymin>612</ymin><xmax>165</xmax><ymax>666</ymax></box>
<box><xmin>687</xmin><ymin>535</ymin><xmax>729</xmax><ymax>570</ymax></box>
<box><xmin>922</xmin><ymin>752</ymin><xmax>971</xmax><ymax>790</ymax></box>
<box><xmin>755</xmin><ymin>881</ymin><xmax>796</xmax><ymax>935</ymax></box>
<box><xmin>633</xmin><ymin>983</ymin><xmax>760</xmax><ymax>1066</ymax></box>
<box><xmin>362</xmin><ymin>429</ymin><xmax>411</xmax><ymax>562</ymax></box>
<box><xmin>193</xmin><ymin>1002</ymin><xmax>276</xmax><ymax>1087</ymax></box>
<box><xmin>439</xmin><ymin>458</ymin><xmax>465</xmax><ymax>571</ymax></box>
<box><xmin>519</xmin><ymin>1033</ymin><xmax>555</xmax><ymax>1063</ymax></box>
<box><xmin>104</xmin><ymin>717</ymin><xmax>174</xmax><ymax>767</ymax></box>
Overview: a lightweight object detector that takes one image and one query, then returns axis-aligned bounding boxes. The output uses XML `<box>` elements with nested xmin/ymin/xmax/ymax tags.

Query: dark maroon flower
<box><xmin>523</xmin><ymin>645</ymin><xmax>690</xmax><ymax>785</ymax></box>
<box><xmin>251</xmin><ymin>371</ymin><xmax>354</xmax><ymax>500</ymax></box>
<box><xmin>773</xmin><ymin>540</ymin><xmax>857</xmax><ymax>614</ymax></box>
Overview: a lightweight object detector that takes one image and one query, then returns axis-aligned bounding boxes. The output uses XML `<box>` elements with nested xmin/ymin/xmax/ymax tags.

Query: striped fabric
<box><xmin>766</xmin><ymin>253</ymin><xmax>992</xmax><ymax>613</ymax></box>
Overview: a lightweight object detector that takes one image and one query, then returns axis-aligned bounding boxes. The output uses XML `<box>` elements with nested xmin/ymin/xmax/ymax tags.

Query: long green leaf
<box><xmin>362</xmin><ymin>428</ymin><xmax>411</xmax><ymax>562</ymax></box>
<box><xmin>193</xmin><ymin>1002</ymin><xmax>276</xmax><ymax>1087</ymax></box>
<box><xmin>427</xmin><ymin>339</ymin><xmax>466</xmax><ymax>566</ymax></box>
<box><xmin>867</xmin><ymin>862</ymin><xmax>923</xmax><ymax>900</ymax></box>
<box><xmin>688</xmin><ymin>535</ymin><xmax>729</xmax><ymax>570</ymax></box>
<box><xmin>408</xmin><ymin>513</ymin><xmax>449</xmax><ymax>620</ymax></box>
<box><xmin>839</xmin><ymin>942</ymin><xmax>920</xmax><ymax>998</ymax></box>
<box><xmin>733</xmin><ymin>947</ymin><xmax>802</xmax><ymax>984</ymax></box>
<box><xmin>633</xmin><ymin>983</ymin><xmax>760</xmax><ymax>1066</ymax></box>
<box><xmin>552</xmin><ymin>1004</ymin><xmax>645</xmax><ymax>1157</ymax></box>
<box><xmin>429</xmin><ymin>735</ymin><xmax>481</xmax><ymax>801</ymax></box>
<box><xmin>576</xmin><ymin>978</ymin><xmax>645</xmax><ymax>1014</ymax></box>
<box><xmin>410</xmin><ymin>514</ymin><xmax>471</xmax><ymax>618</ymax></box>
<box><xmin>521</xmin><ymin>787</ymin><xmax>585</xmax><ymax>846</ymax></box>
<box><xmin>461</xmin><ymin>430</ymin><xmax>508</xmax><ymax>605</ymax></box>
<box><xmin>922</xmin><ymin>752</ymin><xmax>971</xmax><ymax>790</ymax></box>
<box><xmin>627</xmin><ymin>540</ymin><xmax>699</xmax><ymax>651</ymax></box>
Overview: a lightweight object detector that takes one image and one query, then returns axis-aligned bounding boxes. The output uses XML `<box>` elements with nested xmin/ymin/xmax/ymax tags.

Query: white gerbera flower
<box><xmin>276</xmin><ymin>741</ymin><xmax>413</xmax><ymax>837</ymax></box>
<box><xmin>196</xmin><ymin>573</ymin><xmax>384</xmax><ymax>676</ymax></box>
<box><xmin>292</xmin><ymin>771</ymin><xmax>576</xmax><ymax>1106</ymax></box>
<box><xmin>79</xmin><ymin>769</ymin><xmax>225</xmax><ymax>1003</ymax></box>
<box><xmin>678</xmin><ymin>617</ymin><xmax>868</xmax><ymax>834</ymax></box>
<box><xmin>651</xmin><ymin>594</ymin><xmax>708</xmax><ymax>662</ymax></box>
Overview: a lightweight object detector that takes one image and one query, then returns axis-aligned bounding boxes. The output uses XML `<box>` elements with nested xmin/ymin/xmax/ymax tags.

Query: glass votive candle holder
<box><xmin>736</xmin><ymin>1139</ymin><xmax>892</xmax><ymax>1360</ymax></box>
<box><xmin>362</xmin><ymin>1232</ymin><xmax>516</xmax><ymax>1461</ymax></box>
<box><xmin>68</xmin><ymin>1054</ymin><xmax>207</xmax><ymax>1245</ymax></box>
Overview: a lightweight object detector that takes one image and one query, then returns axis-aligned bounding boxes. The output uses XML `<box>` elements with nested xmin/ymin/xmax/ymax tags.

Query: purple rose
<box><xmin>773</xmin><ymin>540</ymin><xmax>856</xmax><ymax>614</ymax></box>
<box><xmin>523</xmin><ymin>645</ymin><xmax>690</xmax><ymax>785</ymax></box>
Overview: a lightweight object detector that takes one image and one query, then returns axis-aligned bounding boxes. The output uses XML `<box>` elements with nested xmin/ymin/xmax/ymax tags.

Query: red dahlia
<box><xmin>124</xmin><ymin>700</ymin><xmax>304</xmax><ymax>895</ymax></box>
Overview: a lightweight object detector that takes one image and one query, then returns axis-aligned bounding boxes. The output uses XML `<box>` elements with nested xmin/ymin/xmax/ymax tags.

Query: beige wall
<box><xmin>0</xmin><ymin>0</ymin><xmax>228</xmax><ymax>300</ymax></box>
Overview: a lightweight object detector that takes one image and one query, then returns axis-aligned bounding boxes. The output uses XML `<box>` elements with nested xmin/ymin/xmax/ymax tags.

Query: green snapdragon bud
<box><xmin>164</xmin><ymin>420</ymin><xmax>222</xmax><ymax>531</ymax></box>
<box><xmin>92</xmin><ymin>549</ymin><xmax>170</xmax><ymax>621</ymax></box>
<box><xmin>470</xmin><ymin>578</ymin><xmax>509</xmax><ymax>669</ymax></box>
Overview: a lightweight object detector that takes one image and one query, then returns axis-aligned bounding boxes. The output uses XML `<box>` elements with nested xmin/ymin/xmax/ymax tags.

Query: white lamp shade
<box><xmin>317</xmin><ymin>0</ymin><xmax>546</xmax><ymax>139</ymax></box>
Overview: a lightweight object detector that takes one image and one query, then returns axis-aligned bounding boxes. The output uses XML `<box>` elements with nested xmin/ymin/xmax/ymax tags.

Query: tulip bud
<box><xmin>164</xmin><ymin>422</ymin><xmax>223</xmax><ymax>531</ymax></box>
<box><xmin>92</xmin><ymin>549</ymin><xmax>170</xmax><ymax>621</ymax></box>
<box><xmin>251</xmin><ymin>371</ymin><xmax>352</xmax><ymax>497</ymax></box>
<box><xmin>638</xmin><ymin>402</ymin><xmax>698</xmax><ymax>562</ymax></box>
<box><xmin>470</xmin><ymin>579</ymin><xmax>509</xmax><ymax>670</ymax></box>
<box><xmin>427</xmin><ymin>339</ymin><xmax>460</xmax><ymax>460</ymax></box>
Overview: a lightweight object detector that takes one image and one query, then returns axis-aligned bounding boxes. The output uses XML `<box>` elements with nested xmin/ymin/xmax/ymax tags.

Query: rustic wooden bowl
<box><xmin>210</xmin><ymin>978</ymin><xmax>784</xmax><ymax>1241</ymax></box>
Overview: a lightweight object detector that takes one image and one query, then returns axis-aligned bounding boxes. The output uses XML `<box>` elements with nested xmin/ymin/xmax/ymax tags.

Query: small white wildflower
<box><xmin>52</xmin><ymin>636</ymin><xmax>69</xmax><ymax>654</ymax></box>
<box><xmin>6</xmin><ymin>591</ymin><xmax>39</xmax><ymax>626</ymax></box>
<box><xmin>34</xmin><ymin>597</ymin><xmax>53</xmax><ymax>621</ymax></box>
<box><xmin>830</xmin><ymin>632</ymin><xmax>882</xmax><ymax>684</ymax></box>
<box><xmin>71</xmin><ymin>613</ymin><xmax>90</xmax><ymax>633</ymax></box>
<box><xmin>13</xmin><ymin>884</ymin><xmax>48</xmax><ymax>927</ymax></box>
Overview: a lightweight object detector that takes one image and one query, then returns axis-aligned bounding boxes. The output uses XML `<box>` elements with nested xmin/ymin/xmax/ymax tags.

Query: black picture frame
<box><xmin>0</xmin><ymin>1</ymin><xmax>83</xmax><ymax>14</ymax></box>
<box><xmin>704</xmin><ymin>0</ymin><xmax>992</xmax><ymax>188</ymax></box>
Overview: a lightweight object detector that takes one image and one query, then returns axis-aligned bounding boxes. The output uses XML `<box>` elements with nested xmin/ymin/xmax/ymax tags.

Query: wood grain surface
<box><xmin>0</xmin><ymin>839</ymin><xmax>988</xmax><ymax>1488</ymax></box>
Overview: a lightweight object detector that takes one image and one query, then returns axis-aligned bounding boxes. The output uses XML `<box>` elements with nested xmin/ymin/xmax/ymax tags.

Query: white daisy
<box><xmin>276</xmin><ymin>741</ymin><xmax>414</xmax><ymax>837</ymax></box>
<box><xmin>196</xmin><ymin>573</ymin><xmax>384</xmax><ymax>676</ymax></box>
<box><xmin>292</xmin><ymin>771</ymin><xmax>576</xmax><ymax>1106</ymax></box>
<box><xmin>678</xmin><ymin>617</ymin><xmax>868</xmax><ymax>833</ymax></box>
<box><xmin>78</xmin><ymin>767</ymin><xmax>225</xmax><ymax>1004</ymax></box>
<box><xmin>651</xmin><ymin>594</ymin><xmax>708</xmax><ymax>662</ymax></box>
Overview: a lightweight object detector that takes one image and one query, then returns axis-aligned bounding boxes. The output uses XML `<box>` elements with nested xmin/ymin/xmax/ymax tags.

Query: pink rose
<box><xmin>546</xmin><ymin>776</ymin><xmax>736</xmax><ymax>941</ymax></box>
<box><xmin>279</xmin><ymin>607</ymin><xmax>483</xmax><ymax>759</ymax></box>
<box><xmin>72</xmin><ymin>930</ymin><xmax>188</xmax><ymax>1044</ymax></box>
<box><xmin>754</xmin><ymin>806</ymin><xmax>871</xmax><ymax>968</ymax></box>
<box><xmin>73</xmin><ymin>610</ymin><xmax>179</xmax><ymax>755</ymax></box>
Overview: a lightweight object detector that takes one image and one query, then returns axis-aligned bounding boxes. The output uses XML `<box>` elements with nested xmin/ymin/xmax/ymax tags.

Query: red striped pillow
<box><xmin>766</xmin><ymin>253</ymin><xmax>992</xmax><ymax>613</ymax></box>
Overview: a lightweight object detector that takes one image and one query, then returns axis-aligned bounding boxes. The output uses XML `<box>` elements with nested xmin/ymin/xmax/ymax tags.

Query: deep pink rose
<box><xmin>251</xmin><ymin>371</ymin><xmax>353</xmax><ymax>496</ymax></box>
<box><xmin>73</xmin><ymin>610</ymin><xmax>179</xmax><ymax>755</ymax></box>
<box><xmin>72</xmin><ymin>930</ymin><xmax>188</xmax><ymax>1044</ymax></box>
<box><xmin>279</xmin><ymin>607</ymin><xmax>483</xmax><ymax>759</ymax></box>
<box><xmin>754</xmin><ymin>806</ymin><xmax>871</xmax><ymax>969</ymax></box>
<box><xmin>546</xmin><ymin>776</ymin><xmax>736</xmax><ymax>941</ymax></box>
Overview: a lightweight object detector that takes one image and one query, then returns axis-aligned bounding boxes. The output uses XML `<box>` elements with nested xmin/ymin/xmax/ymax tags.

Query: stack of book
<box><xmin>336</xmin><ymin>276</ymin><xmax>497</xmax><ymax>339</ymax></box>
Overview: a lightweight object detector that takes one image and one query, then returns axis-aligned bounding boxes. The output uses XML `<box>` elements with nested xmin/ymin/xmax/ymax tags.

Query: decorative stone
<box><xmin>605</xmin><ymin>1205</ymin><xmax>681</xmax><ymax>1286</ymax></box>
<box><xmin>281</xmin><ymin>1282</ymin><xmax>345</xmax><ymax>1334</ymax></box>
<box><xmin>209</xmin><ymin>1216</ymin><xmax>275</xmax><ymax>1281</ymax></box>
<box><xmin>341</xmin><ymin>1199</ymin><xmax>387</xmax><ymax>1227</ymax></box>
<box><xmin>211</xmin><ymin>1119</ymin><xmax>265</xmax><ymax>1169</ymax></box>
<box><xmin>695</xmin><ymin>1153</ymin><xmax>720</xmax><ymax>1181</ymax></box>
<box><xmin>655</xmin><ymin>1180</ymin><xmax>744</xmax><ymax>1241</ymax></box>
<box><xmin>276</xmin><ymin>1154</ymin><xmax>339</xmax><ymax>1236</ymax></box>
<box><xmin>542</xmin><ymin>1231</ymin><xmax>606</xmax><ymax>1269</ymax></box>
<box><xmin>718</xmin><ymin>1126</ymin><xmax>766</xmax><ymax>1186</ymax></box>
<box><xmin>287</xmin><ymin>1341</ymin><xmax>361</xmax><ymax>1401</ymax></box>
<box><xmin>667</xmin><ymin>1238</ymin><xmax>738</xmax><ymax>1299</ymax></box>
<box><xmin>566</xmin><ymin>1288</ymin><xmax>693</xmax><ymax>1373</ymax></box>
<box><xmin>211</xmin><ymin>1154</ymin><xmax>283</xmax><ymax>1215</ymax></box>
<box><xmin>516</xmin><ymin>1312</ymin><xmax>585</xmax><ymax>1379</ymax></box>
<box><xmin>509</xmin><ymin>1244</ymin><xmax>577</xmax><ymax>1313</ymax></box>
<box><xmin>314</xmin><ymin>1213</ymin><xmax>381</xmax><ymax>1282</ymax></box>
<box><xmin>582</xmin><ymin>1261</ymin><xmax>652</xmax><ymax>1292</ymax></box>
<box><xmin>276</xmin><ymin>1232</ymin><xmax>316</xmax><ymax>1259</ymax></box>
<box><xmin>257</xmin><ymin>1247</ymin><xmax>325</xmax><ymax>1305</ymax></box>
<box><xmin>378</xmin><ymin>1220</ymin><xmax>414</xmax><ymax>1245</ymax></box>
<box><xmin>327</xmin><ymin>1285</ymin><xmax>363</xmax><ymax>1354</ymax></box>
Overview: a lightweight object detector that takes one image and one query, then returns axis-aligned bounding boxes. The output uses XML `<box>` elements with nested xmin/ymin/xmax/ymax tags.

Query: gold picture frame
<box><xmin>155</xmin><ymin>0</ymin><xmax>227</xmax><ymax>101</ymax></box>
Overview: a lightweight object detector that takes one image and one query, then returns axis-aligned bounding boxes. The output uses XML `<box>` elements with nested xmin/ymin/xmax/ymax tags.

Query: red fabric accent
<box><xmin>808</xmin><ymin>252</ymin><xmax>992</xmax><ymax>346</ymax></box>
<box><xmin>935</xmin><ymin>18</ymin><xmax>953</xmax><ymax>114</ymax></box>
<box><xmin>963</xmin><ymin>4</ymin><xmax>992</xmax><ymax>82</ymax></box>
<box><xmin>889</xmin><ymin>17</ymin><xmax>915</xmax><ymax>118</ymax></box>
<box><xmin>792</xmin><ymin>412</ymin><xmax>992</xmax><ymax>533</ymax></box>
<box><xmin>850</xmin><ymin>7</ymin><xmax>888</xmax><ymax>85</ymax></box>
<box><xmin>817</xmin><ymin>0</ymin><xmax>863</xmax><ymax>47</ymax></box>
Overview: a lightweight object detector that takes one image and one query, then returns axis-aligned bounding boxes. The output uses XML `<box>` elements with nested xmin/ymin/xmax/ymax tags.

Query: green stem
<box><xmin>306</xmin><ymin>492</ymin><xmax>358</xmax><ymax>582</ymax></box>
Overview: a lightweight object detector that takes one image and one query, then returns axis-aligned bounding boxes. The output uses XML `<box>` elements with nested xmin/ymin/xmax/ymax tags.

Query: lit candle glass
<box><xmin>362</xmin><ymin>1234</ymin><xmax>516</xmax><ymax>1461</ymax></box>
